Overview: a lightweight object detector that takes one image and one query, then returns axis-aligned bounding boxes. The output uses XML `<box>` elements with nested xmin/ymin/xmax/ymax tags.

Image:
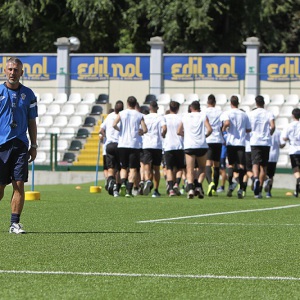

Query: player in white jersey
<box><xmin>100</xmin><ymin>101</ymin><xmax>124</xmax><ymax>197</ymax></box>
<box><xmin>163</xmin><ymin>101</ymin><xmax>185</xmax><ymax>196</ymax></box>
<box><xmin>205</xmin><ymin>94</ymin><xmax>223</xmax><ymax>196</ymax></box>
<box><xmin>113</xmin><ymin>96</ymin><xmax>147</xmax><ymax>197</ymax></box>
<box><xmin>141</xmin><ymin>100</ymin><xmax>167</xmax><ymax>197</ymax></box>
<box><xmin>248</xmin><ymin>95</ymin><xmax>275</xmax><ymax>198</ymax></box>
<box><xmin>282</xmin><ymin>108</ymin><xmax>300</xmax><ymax>197</ymax></box>
<box><xmin>177</xmin><ymin>101</ymin><xmax>212</xmax><ymax>199</ymax></box>
<box><xmin>264</xmin><ymin>129</ymin><xmax>285</xmax><ymax>198</ymax></box>
<box><xmin>222</xmin><ymin>95</ymin><xmax>251</xmax><ymax>199</ymax></box>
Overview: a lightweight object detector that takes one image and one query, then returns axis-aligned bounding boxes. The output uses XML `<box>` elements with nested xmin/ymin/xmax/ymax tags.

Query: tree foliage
<box><xmin>0</xmin><ymin>0</ymin><xmax>299</xmax><ymax>53</ymax></box>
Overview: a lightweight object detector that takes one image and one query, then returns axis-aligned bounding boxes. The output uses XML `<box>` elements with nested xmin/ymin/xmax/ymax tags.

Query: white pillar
<box><xmin>147</xmin><ymin>36</ymin><xmax>164</xmax><ymax>96</ymax></box>
<box><xmin>243</xmin><ymin>37</ymin><xmax>260</xmax><ymax>95</ymax></box>
<box><xmin>54</xmin><ymin>37</ymin><xmax>71</xmax><ymax>95</ymax></box>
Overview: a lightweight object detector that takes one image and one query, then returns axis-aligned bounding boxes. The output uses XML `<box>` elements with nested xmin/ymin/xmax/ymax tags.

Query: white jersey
<box><xmin>281</xmin><ymin>120</ymin><xmax>300</xmax><ymax>155</ymax></box>
<box><xmin>117</xmin><ymin>109</ymin><xmax>144</xmax><ymax>149</ymax></box>
<box><xmin>248</xmin><ymin>108</ymin><xmax>275</xmax><ymax>146</ymax></box>
<box><xmin>163</xmin><ymin>113</ymin><xmax>183</xmax><ymax>151</ymax></box>
<box><xmin>268</xmin><ymin>129</ymin><xmax>282</xmax><ymax>162</ymax></box>
<box><xmin>181</xmin><ymin>111</ymin><xmax>208</xmax><ymax>149</ymax></box>
<box><xmin>100</xmin><ymin>111</ymin><xmax>119</xmax><ymax>145</ymax></box>
<box><xmin>221</xmin><ymin>108</ymin><xmax>251</xmax><ymax>146</ymax></box>
<box><xmin>142</xmin><ymin>113</ymin><xmax>166</xmax><ymax>149</ymax></box>
<box><xmin>205</xmin><ymin>106</ymin><xmax>223</xmax><ymax>144</ymax></box>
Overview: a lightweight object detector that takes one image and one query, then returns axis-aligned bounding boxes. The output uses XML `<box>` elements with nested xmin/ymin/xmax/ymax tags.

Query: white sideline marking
<box><xmin>137</xmin><ymin>204</ymin><xmax>300</xmax><ymax>223</ymax></box>
<box><xmin>157</xmin><ymin>222</ymin><xmax>300</xmax><ymax>227</ymax></box>
<box><xmin>0</xmin><ymin>269</ymin><xmax>300</xmax><ymax>281</ymax></box>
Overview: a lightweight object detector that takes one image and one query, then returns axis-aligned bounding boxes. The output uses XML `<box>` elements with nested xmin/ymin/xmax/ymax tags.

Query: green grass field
<box><xmin>1</xmin><ymin>181</ymin><xmax>300</xmax><ymax>299</ymax></box>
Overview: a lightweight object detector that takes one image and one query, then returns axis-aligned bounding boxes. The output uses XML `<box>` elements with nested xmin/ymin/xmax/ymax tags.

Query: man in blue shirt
<box><xmin>0</xmin><ymin>57</ymin><xmax>38</xmax><ymax>234</ymax></box>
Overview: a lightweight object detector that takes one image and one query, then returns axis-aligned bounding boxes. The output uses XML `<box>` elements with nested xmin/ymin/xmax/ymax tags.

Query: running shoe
<box><xmin>143</xmin><ymin>180</ymin><xmax>152</xmax><ymax>196</ymax></box>
<box><xmin>120</xmin><ymin>184</ymin><xmax>126</xmax><ymax>197</ymax></box>
<box><xmin>207</xmin><ymin>182</ymin><xmax>216</xmax><ymax>197</ymax></box>
<box><xmin>9</xmin><ymin>223</ymin><xmax>26</xmax><ymax>234</ymax></box>
<box><xmin>187</xmin><ymin>189</ymin><xmax>194</xmax><ymax>199</ymax></box>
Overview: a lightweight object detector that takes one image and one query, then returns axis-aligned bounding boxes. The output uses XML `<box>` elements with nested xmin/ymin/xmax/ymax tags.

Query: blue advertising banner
<box><xmin>164</xmin><ymin>56</ymin><xmax>245</xmax><ymax>81</ymax></box>
<box><xmin>260</xmin><ymin>56</ymin><xmax>300</xmax><ymax>81</ymax></box>
<box><xmin>0</xmin><ymin>55</ymin><xmax>56</xmax><ymax>81</ymax></box>
<box><xmin>70</xmin><ymin>56</ymin><xmax>150</xmax><ymax>80</ymax></box>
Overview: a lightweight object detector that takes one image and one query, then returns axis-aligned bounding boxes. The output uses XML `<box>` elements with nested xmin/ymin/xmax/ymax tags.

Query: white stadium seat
<box><xmin>68</xmin><ymin>93</ymin><xmax>82</xmax><ymax>104</ymax></box>
<box><xmin>54</xmin><ymin>93</ymin><xmax>68</xmax><ymax>105</ymax></box>
<box><xmin>53</xmin><ymin>115</ymin><xmax>68</xmax><ymax>127</ymax></box>
<box><xmin>60</xmin><ymin>104</ymin><xmax>76</xmax><ymax>116</ymax></box>
<box><xmin>74</xmin><ymin>104</ymin><xmax>90</xmax><ymax>116</ymax></box>
<box><xmin>67</xmin><ymin>115</ymin><xmax>83</xmax><ymax>128</ymax></box>
<box><xmin>269</xmin><ymin>94</ymin><xmax>285</xmax><ymax>106</ymax></box>
<box><xmin>45</xmin><ymin>104</ymin><xmax>61</xmax><ymax>116</ymax></box>
<box><xmin>171</xmin><ymin>93</ymin><xmax>185</xmax><ymax>104</ymax></box>
<box><xmin>242</xmin><ymin>94</ymin><xmax>255</xmax><ymax>106</ymax></box>
<box><xmin>39</xmin><ymin>115</ymin><xmax>53</xmax><ymax>127</ymax></box>
<box><xmin>215</xmin><ymin>93</ymin><xmax>227</xmax><ymax>106</ymax></box>
<box><xmin>40</xmin><ymin>93</ymin><xmax>54</xmax><ymax>104</ymax></box>
<box><xmin>285</xmin><ymin>94</ymin><xmax>299</xmax><ymax>105</ymax></box>
<box><xmin>61</xmin><ymin>127</ymin><xmax>76</xmax><ymax>140</ymax></box>
<box><xmin>82</xmin><ymin>93</ymin><xmax>96</xmax><ymax>104</ymax></box>
<box><xmin>279</xmin><ymin>105</ymin><xmax>294</xmax><ymax>117</ymax></box>
<box><xmin>186</xmin><ymin>93</ymin><xmax>199</xmax><ymax>104</ymax></box>
<box><xmin>157</xmin><ymin>93</ymin><xmax>171</xmax><ymax>105</ymax></box>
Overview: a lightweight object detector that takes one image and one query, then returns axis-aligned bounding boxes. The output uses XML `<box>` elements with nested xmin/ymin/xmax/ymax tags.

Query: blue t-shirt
<box><xmin>0</xmin><ymin>83</ymin><xmax>38</xmax><ymax>147</ymax></box>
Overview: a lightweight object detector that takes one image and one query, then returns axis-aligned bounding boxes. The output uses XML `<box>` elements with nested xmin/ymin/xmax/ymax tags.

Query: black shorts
<box><xmin>118</xmin><ymin>147</ymin><xmax>140</xmax><ymax>169</ymax></box>
<box><xmin>290</xmin><ymin>154</ymin><xmax>300</xmax><ymax>169</ymax></box>
<box><xmin>251</xmin><ymin>146</ymin><xmax>270</xmax><ymax>167</ymax></box>
<box><xmin>207</xmin><ymin>143</ymin><xmax>222</xmax><ymax>161</ymax></box>
<box><xmin>185</xmin><ymin>148</ymin><xmax>208</xmax><ymax>157</ymax></box>
<box><xmin>245</xmin><ymin>152</ymin><xmax>252</xmax><ymax>172</ymax></box>
<box><xmin>141</xmin><ymin>149</ymin><xmax>163</xmax><ymax>166</ymax></box>
<box><xmin>267</xmin><ymin>162</ymin><xmax>277</xmax><ymax>178</ymax></box>
<box><xmin>164</xmin><ymin>150</ymin><xmax>185</xmax><ymax>170</ymax></box>
<box><xmin>106</xmin><ymin>142</ymin><xmax>120</xmax><ymax>170</ymax></box>
<box><xmin>0</xmin><ymin>138</ymin><xmax>29</xmax><ymax>185</ymax></box>
<box><xmin>227</xmin><ymin>146</ymin><xmax>245</xmax><ymax>166</ymax></box>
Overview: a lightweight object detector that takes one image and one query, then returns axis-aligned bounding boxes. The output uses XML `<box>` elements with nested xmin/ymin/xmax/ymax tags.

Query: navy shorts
<box><xmin>0</xmin><ymin>139</ymin><xmax>29</xmax><ymax>185</ymax></box>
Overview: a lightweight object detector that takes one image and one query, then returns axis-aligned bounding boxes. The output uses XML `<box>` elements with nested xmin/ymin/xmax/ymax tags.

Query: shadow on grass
<box><xmin>19</xmin><ymin>231</ymin><xmax>151</xmax><ymax>235</ymax></box>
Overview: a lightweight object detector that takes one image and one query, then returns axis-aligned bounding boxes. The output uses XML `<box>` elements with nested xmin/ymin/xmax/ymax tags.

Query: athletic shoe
<box><xmin>173</xmin><ymin>183</ymin><xmax>181</xmax><ymax>196</ymax></box>
<box><xmin>152</xmin><ymin>190</ymin><xmax>161</xmax><ymax>198</ymax></box>
<box><xmin>9</xmin><ymin>223</ymin><xmax>26</xmax><ymax>234</ymax></box>
<box><xmin>187</xmin><ymin>189</ymin><xmax>194</xmax><ymax>199</ymax></box>
<box><xmin>195</xmin><ymin>187</ymin><xmax>204</xmax><ymax>199</ymax></box>
<box><xmin>207</xmin><ymin>182</ymin><xmax>216</xmax><ymax>197</ymax></box>
<box><xmin>138</xmin><ymin>181</ymin><xmax>144</xmax><ymax>195</ymax></box>
<box><xmin>237</xmin><ymin>189</ymin><xmax>244</xmax><ymax>199</ymax></box>
<box><xmin>264</xmin><ymin>178</ymin><xmax>271</xmax><ymax>192</ymax></box>
<box><xmin>216</xmin><ymin>186</ymin><xmax>225</xmax><ymax>193</ymax></box>
<box><xmin>169</xmin><ymin>189</ymin><xmax>176</xmax><ymax>197</ymax></box>
<box><xmin>266</xmin><ymin>192</ymin><xmax>272</xmax><ymax>198</ymax></box>
<box><xmin>143</xmin><ymin>180</ymin><xmax>152</xmax><ymax>196</ymax></box>
<box><xmin>125</xmin><ymin>193</ymin><xmax>133</xmax><ymax>198</ymax></box>
<box><xmin>254</xmin><ymin>179</ymin><xmax>260</xmax><ymax>196</ymax></box>
<box><xmin>107</xmin><ymin>178</ymin><xmax>116</xmax><ymax>195</ymax></box>
<box><xmin>120</xmin><ymin>184</ymin><xmax>126</xmax><ymax>197</ymax></box>
<box><xmin>255</xmin><ymin>193</ymin><xmax>262</xmax><ymax>199</ymax></box>
<box><xmin>113</xmin><ymin>190</ymin><xmax>120</xmax><ymax>197</ymax></box>
<box><xmin>132</xmin><ymin>188</ymin><xmax>139</xmax><ymax>196</ymax></box>
<box><xmin>293</xmin><ymin>191</ymin><xmax>298</xmax><ymax>198</ymax></box>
